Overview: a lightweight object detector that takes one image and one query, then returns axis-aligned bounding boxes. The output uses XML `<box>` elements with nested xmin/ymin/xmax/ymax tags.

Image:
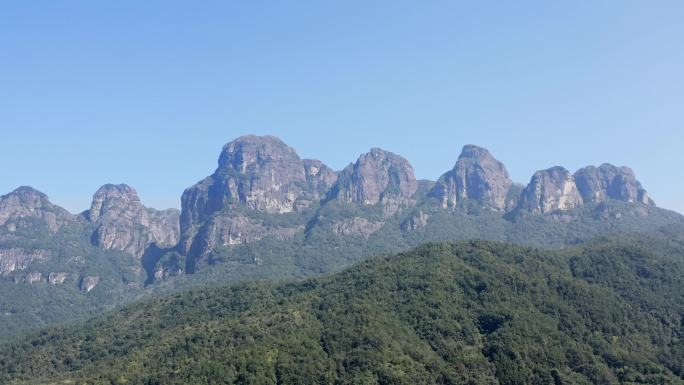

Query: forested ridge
<box><xmin>2</xmin><ymin>231</ymin><xmax>684</xmax><ymax>385</ymax></box>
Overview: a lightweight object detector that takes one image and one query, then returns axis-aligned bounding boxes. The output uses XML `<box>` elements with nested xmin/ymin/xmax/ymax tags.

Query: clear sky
<box><xmin>1</xmin><ymin>1</ymin><xmax>683</xmax><ymax>214</ymax></box>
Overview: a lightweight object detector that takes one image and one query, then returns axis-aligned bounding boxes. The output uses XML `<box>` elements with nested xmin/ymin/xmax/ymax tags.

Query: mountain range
<box><xmin>1</xmin><ymin>135</ymin><xmax>682</xmax><ymax>340</ymax></box>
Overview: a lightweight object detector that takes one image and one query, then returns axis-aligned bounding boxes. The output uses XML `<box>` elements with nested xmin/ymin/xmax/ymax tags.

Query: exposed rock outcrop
<box><xmin>181</xmin><ymin>136</ymin><xmax>335</xmax><ymax>233</ymax></box>
<box><xmin>85</xmin><ymin>184</ymin><xmax>180</xmax><ymax>258</ymax></box>
<box><xmin>329</xmin><ymin>217</ymin><xmax>385</xmax><ymax>238</ymax></box>
<box><xmin>0</xmin><ymin>248</ymin><xmax>51</xmax><ymax>275</ymax></box>
<box><xmin>327</xmin><ymin>148</ymin><xmax>417</xmax><ymax>210</ymax></box>
<box><xmin>401</xmin><ymin>210</ymin><xmax>429</xmax><ymax>231</ymax></box>
<box><xmin>79</xmin><ymin>276</ymin><xmax>100</xmax><ymax>293</ymax></box>
<box><xmin>48</xmin><ymin>272</ymin><xmax>70</xmax><ymax>285</ymax></box>
<box><xmin>430</xmin><ymin>145</ymin><xmax>512</xmax><ymax>210</ymax></box>
<box><xmin>186</xmin><ymin>215</ymin><xmax>303</xmax><ymax>258</ymax></box>
<box><xmin>0</xmin><ymin>187</ymin><xmax>74</xmax><ymax>232</ymax></box>
<box><xmin>301</xmin><ymin>159</ymin><xmax>338</xmax><ymax>208</ymax></box>
<box><xmin>14</xmin><ymin>271</ymin><xmax>42</xmax><ymax>284</ymax></box>
<box><xmin>574</xmin><ymin>164</ymin><xmax>654</xmax><ymax>206</ymax></box>
<box><xmin>179</xmin><ymin>136</ymin><xmax>337</xmax><ymax>259</ymax></box>
<box><xmin>518</xmin><ymin>167</ymin><xmax>584</xmax><ymax>214</ymax></box>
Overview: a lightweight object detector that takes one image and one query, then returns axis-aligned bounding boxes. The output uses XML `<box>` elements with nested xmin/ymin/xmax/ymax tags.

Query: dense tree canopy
<box><xmin>2</xmin><ymin>231</ymin><xmax>684</xmax><ymax>384</ymax></box>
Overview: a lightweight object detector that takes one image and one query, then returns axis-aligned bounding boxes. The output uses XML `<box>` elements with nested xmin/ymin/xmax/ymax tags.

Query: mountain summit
<box><xmin>430</xmin><ymin>145</ymin><xmax>514</xmax><ymax>210</ymax></box>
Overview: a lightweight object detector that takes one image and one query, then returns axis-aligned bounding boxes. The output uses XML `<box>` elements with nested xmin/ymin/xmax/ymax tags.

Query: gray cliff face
<box><xmin>0</xmin><ymin>248</ymin><xmax>51</xmax><ymax>275</ymax></box>
<box><xmin>0</xmin><ymin>187</ymin><xmax>74</xmax><ymax>232</ymax></box>
<box><xmin>518</xmin><ymin>167</ymin><xmax>584</xmax><ymax>214</ymax></box>
<box><xmin>574</xmin><ymin>164</ymin><xmax>654</xmax><ymax>206</ymax></box>
<box><xmin>181</xmin><ymin>136</ymin><xmax>336</xmax><ymax>232</ymax></box>
<box><xmin>188</xmin><ymin>215</ymin><xmax>303</xmax><ymax>257</ymax></box>
<box><xmin>179</xmin><ymin>135</ymin><xmax>336</xmax><ymax>258</ymax></box>
<box><xmin>302</xmin><ymin>159</ymin><xmax>338</xmax><ymax>207</ymax></box>
<box><xmin>430</xmin><ymin>145</ymin><xmax>512</xmax><ymax>210</ymax></box>
<box><xmin>86</xmin><ymin>184</ymin><xmax>180</xmax><ymax>258</ymax></box>
<box><xmin>318</xmin><ymin>148</ymin><xmax>417</xmax><ymax>238</ymax></box>
<box><xmin>182</xmin><ymin>136</ymin><xmax>325</xmax><ymax>233</ymax></box>
<box><xmin>328</xmin><ymin>148</ymin><xmax>417</xmax><ymax>208</ymax></box>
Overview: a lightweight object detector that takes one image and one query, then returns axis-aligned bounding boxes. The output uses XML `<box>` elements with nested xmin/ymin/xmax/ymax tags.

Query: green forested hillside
<box><xmin>0</xmin><ymin>219</ymin><xmax>146</xmax><ymax>342</ymax></box>
<box><xmin>2</xmin><ymin>234</ymin><xmax>684</xmax><ymax>385</ymax></box>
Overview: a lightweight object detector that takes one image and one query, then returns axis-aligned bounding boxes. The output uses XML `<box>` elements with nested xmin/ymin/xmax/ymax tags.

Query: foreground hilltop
<box><xmin>3</xmin><ymin>233</ymin><xmax>684</xmax><ymax>384</ymax></box>
<box><xmin>1</xmin><ymin>134</ymin><xmax>682</xmax><ymax>340</ymax></box>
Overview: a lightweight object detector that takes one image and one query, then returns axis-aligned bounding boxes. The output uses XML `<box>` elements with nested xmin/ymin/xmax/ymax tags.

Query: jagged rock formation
<box><xmin>179</xmin><ymin>136</ymin><xmax>337</xmax><ymax>261</ymax></box>
<box><xmin>315</xmin><ymin>148</ymin><xmax>418</xmax><ymax>238</ymax></box>
<box><xmin>518</xmin><ymin>167</ymin><xmax>584</xmax><ymax>214</ymax></box>
<box><xmin>189</xmin><ymin>215</ymin><xmax>303</xmax><ymax>253</ymax></box>
<box><xmin>0</xmin><ymin>187</ymin><xmax>74</xmax><ymax>232</ymax></box>
<box><xmin>430</xmin><ymin>145</ymin><xmax>513</xmax><ymax>210</ymax></box>
<box><xmin>302</xmin><ymin>159</ymin><xmax>338</xmax><ymax>207</ymax></box>
<box><xmin>0</xmin><ymin>248</ymin><xmax>51</xmax><ymax>275</ymax></box>
<box><xmin>0</xmin><ymin>139</ymin><xmax>662</xmax><ymax>286</ymax></box>
<box><xmin>504</xmin><ymin>183</ymin><xmax>525</xmax><ymax>211</ymax></box>
<box><xmin>181</xmin><ymin>136</ymin><xmax>336</xmax><ymax>234</ymax></box>
<box><xmin>327</xmin><ymin>148</ymin><xmax>417</xmax><ymax>210</ymax></box>
<box><xmin>85</xmin><ymin>184</ymin><xmax>180</xmax><ymax>258</ymax></box>
<box><xmin>79</xmin><ymin>276</ymin><xmax>99</xmax><ymax>293</ymax></box>
<box><xmin>574</xmin><ymin>164</ymin><xmax>654</xmax><ymax>206</ymax></box>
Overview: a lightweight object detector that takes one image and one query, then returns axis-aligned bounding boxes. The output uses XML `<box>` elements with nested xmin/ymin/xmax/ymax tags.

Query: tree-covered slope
<box><xmin>0</xmin><ymin>215</ymin><xmax>146</xmax><ymax>342</ymax></box>
<box><xmin>2</xmin><ymin>235</ymin><xmax>684</xmax><ymax>385</ymax></box>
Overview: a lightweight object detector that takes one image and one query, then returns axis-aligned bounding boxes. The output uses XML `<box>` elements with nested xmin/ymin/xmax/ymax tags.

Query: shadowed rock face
<box><xmin>518</xmin><ymin>167</ymin><xmax>584</xmax><ymax>214</ymax></box>
<box><xmin>179</xmin><ymin>135</ymin><xmax>337</xmax><ymax>259</ymax></box>
<box><xmin>85</xmin><ymin>184</ymin><xmax>180</xmax><ymax>258</ymax></box>
<box><xmin>574</xmin><ymin>164</ymin><xmax>654</xmax><ymax>206</ymax></box>
<box><xmin>328</xmin><ymin>148</ymin><xmax>417</xmax><ymax>207</ymax></box>
<box><xmin>0</xmin><ymin>187</ymin><xmax>74</xmax><ymax>232</ymax></box>
<box><xmin>180</xmin><ymin>136</ymin><xmax>337</xmax><ymax>234</ymax></box>
<box><xmin>430</xmin><ymin>145</ymin><xmax>512</xmax><ymax>210</ymax></box>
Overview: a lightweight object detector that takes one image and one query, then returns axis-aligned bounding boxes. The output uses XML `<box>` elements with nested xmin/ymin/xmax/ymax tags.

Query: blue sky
<box><xmin>1</xmin><ymin>1</ymin><xmax>683</xmax><ymax>213</ymax></box>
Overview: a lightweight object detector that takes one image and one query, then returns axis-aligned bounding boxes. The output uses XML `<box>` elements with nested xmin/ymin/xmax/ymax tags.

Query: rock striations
<box><xmin>574</xmin><ymin>164</ymin><xmax>654</xmax><ymax>206</ymax></box>
<box><xmin>0</xmin><ymin>186</ymin><xmax>75</xmax><ymax>233</ymax></box>
<box><xmin>84</xmin><ymin>184</ymin><xmax>180</xmax><ymax>258</ymax></box>
<box><xmin>179</xmin><ymin>136</ymin><xmax>338</xmax><ymax>264</ymax></box>
<box><xmin>0</xmin><ymin>135</ymin><xmax>661</xmax><ymax>282</ymax></box>
<box><xmin>327</xmin><ymin>148</ymin><xmax>417</xmax><ymax>218</ymax></box>
<box><xmin>518</xmin><ymin>167</ymin><xmax>584</xmax><ymax>214</ymax></box>
<box><xmin>429</xmin><ymin>145</ymin><xmax>514</xmax><ymax>211</ymax></box>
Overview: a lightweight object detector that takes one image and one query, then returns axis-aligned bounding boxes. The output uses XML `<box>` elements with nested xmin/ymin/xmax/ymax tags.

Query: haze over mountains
<box><xmin>1</xmin><ymin>135</ymin><xmax>682</xmax><ymax>340</ymax></box>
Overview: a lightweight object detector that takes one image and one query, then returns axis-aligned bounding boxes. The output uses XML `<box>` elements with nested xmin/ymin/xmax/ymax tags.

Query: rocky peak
<box><xmin>429</xmin><ymin>145</ymin><xmax>513</xmax><ymax>210</ymax></box>
<box><xmin>85</xmin><ymin>184</ymin><xmax>180</xmax><ymax>258</ymax></box>
<box><xmin>303</xmin><ymin>159</ymin><xmax>338</xmax><ymax>191</ymax></box>
<box><xmin>328</xmin><ymin>148</ymin><xmax>417</xmax><ymax>206</ymax></box>
<box><xmin>574</xmin><ymin>164</ymin><xmax>654</xmax><ymax>206</ymax></box>
<box><xmin>518</xmin><ymin>166</ymin><xmax>583</xmax><ymax>214</ymax></box>
<box><xmin>181</xmin><ymin>136</ymin><xmax>335</xmax><ymax>234</ymax></box>
<box><xmin>87</xmin><ymin>184</ymin><xmax>142</xmax><ymax>222</ymax></box>
<box><xmin>0</xmin><ymin>186</ymin><xmax>74</xmax><ymax>232</ymax></box>
<box><xmin>217</xmin><ymin>135</ymin><xmax>302</xmax><ymax>177</ymax></box>
<box><xmin>179</xmin><ymin>136</ymin><xmax>337</xmax><ymax>258</ymax></box>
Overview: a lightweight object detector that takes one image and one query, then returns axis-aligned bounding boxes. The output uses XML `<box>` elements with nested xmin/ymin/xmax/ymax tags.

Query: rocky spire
<box><xmin>180</xmin><ymin>135</ymin><xmax>337</xmax><ymax>234</ymax></box>
<box><xmin>85</xmin><ymin>184</ymin><xmax>180</xmax><ymax>258</ymax></box>
<box><xmin>429</xmin><ymin>145</ymin><xmax>513</xmax><ymax>210</ymax></box>
<box><xmin>327</xmin><ymin>148</ymin><xmax>417</xmax><ymax>206</ymax></box>
<box><xmin>0</xmin><ymin>186</ymin><xmax>74</xmax><ymax>232</ymax></box>
<box><xmin>574</xmin><ymin>164</ymin><xmax>654</xmax><ymax>206</ymax></box>
<box><xmin>179</xmin><ymin>135</ymin><xmax>337</xmax><ymax>259</ymax></box>
<box><xmin>518</xmin><ymin>167</ymin><xmax>583</xmax><ymax>214</ymax></box>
